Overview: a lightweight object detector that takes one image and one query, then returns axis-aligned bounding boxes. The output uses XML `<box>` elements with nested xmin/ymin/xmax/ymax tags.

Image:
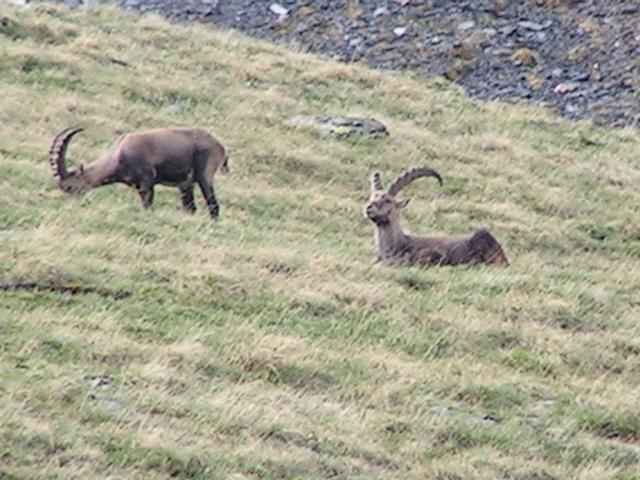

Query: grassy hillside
<box><xmin>1</xmin><ymin>3</ymin><xmax>639</xmax><ymax>479</ymax></box>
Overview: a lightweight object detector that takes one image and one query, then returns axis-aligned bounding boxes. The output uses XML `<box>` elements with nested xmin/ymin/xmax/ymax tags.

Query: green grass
<box><xmin>1</xmin><ymin>3</ymin><xmax>640</xmax><ymax>479</ymax></box>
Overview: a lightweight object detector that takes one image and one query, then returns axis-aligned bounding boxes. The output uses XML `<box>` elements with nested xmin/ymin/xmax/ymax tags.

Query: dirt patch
<box><xmin>0</xmin><ymin>281</ymin><xmax>132</xmax><ymax>300</ymax></box>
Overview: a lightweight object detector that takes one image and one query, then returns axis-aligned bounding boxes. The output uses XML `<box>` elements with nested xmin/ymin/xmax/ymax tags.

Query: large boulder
<box><xmin>287</xmin><ymin>115</ymin><xmax>389</xmax><ymax>139</ymax></box>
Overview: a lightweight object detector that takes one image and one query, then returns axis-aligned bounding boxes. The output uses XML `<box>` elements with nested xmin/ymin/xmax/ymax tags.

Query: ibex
<box><xmin>48</xmin><ymin>127</ymin><xmax>229</xmax><ymax>218</ymax></box>
<box><xmin>364</xmin><ymin>167</ymin><xmax>509</xmax><ymax>267</ymax></box>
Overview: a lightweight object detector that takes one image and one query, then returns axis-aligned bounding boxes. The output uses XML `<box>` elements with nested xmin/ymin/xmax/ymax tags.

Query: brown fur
<box><xmin>364</xmin><ymin>167</ymin><xmax>509</xmax><ymax>267</ymax></box>
<box><xmin>48</xmin><ymin>127</ymin><xmax>229</xmax><ymax>218</ymax></box>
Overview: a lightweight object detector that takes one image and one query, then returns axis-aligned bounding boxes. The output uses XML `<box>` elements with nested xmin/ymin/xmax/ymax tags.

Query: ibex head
<box><xmin>49</xmin><ymin>127</ymin><xmax>91</xmax><ymax>194</ymax></box>
<box><xmin>364</xmin><ymin>167</ymin><xmax>443</xmax><ymax>225</ymax></box>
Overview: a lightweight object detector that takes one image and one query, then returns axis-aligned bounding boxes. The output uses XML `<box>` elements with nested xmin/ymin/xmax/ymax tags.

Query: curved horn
<box><xmin>370</xmin><ymin>172</ymin><xmax>384</xmax><ymax>192</ymax></box>
<box><xmin>48</xmin><ymin>127</ymin><xmax>83</xmax><ymax>180</ymax></box>
<box><xmin>387</xmin><ymin>167</ymin><xmax>443</xmax><ymax>197</ymax></box>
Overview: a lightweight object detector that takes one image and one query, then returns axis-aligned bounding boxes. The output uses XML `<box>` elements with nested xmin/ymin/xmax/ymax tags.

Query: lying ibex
<box><xmin>364</xmin><ymin>167</ymin><xmax>509</xmax><ymax>267</ymax></box>
<box><xmin>49</xmin><ymin>127</ymin><xmax>229</xmax><ymax>218</ymax></box>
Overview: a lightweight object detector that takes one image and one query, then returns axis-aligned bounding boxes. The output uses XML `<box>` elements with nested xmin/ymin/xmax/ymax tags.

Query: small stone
<box><xmin>474</xmin><ymin>415</ymin><xmax>499</xmax><ymax>427</ymax></box>
<box><xmin>373</xmin><ymin>7</ymin><xmax>389</xmax><ymax>17</ymax></box>
<box><xmin>393</xmin><ymin>26</ymin><xmax>407</xmax><ymax>37</ymax></box>
<box><xmin>533</xmin><ymin>31</ymin><xmax>546</xmax><ymax>42</ymax></box>
<box><xmin>554</xmin><ymin>82</ymin><xmax>580</xmax><ymax>94</ymax></box>
<box><xmin>620</xmin><ymin>4</ymin><xmax>638</xmax><ymax>14</ymax></box>
<box><xmin>458</xmin><ymin>20</ymin><xmax>476</xmax><ymax>31</ymax></box>
<box><xmin>165</xmin><ymin>103</ymin><xmax>183</xmax><ymax>115</ymax></box>
<box><xmin>269</xmin><ymin>3</ymin><xmax>289</xmax><ymax>20</ymax></box>
<box><xmin>88</xmin><ymin>375</ymin><xmax>111</xmax><ymax>389</ymax></box>
<box><xmin>518</xmin><ymin>20</ymin><xmax>545</xmax><ymax>31</ymax></box>
<box><xmin>100</xmin><ymin>398</ymin><xmax>123</xmax><ymax>411</ymax></box>
<box><xmin>565</xmin><ymin>103</ymin><xmax>582</xmax><ymax>114</ymax></box>
<box><xmin>501</xmin><ymin>25</ymin><xmax>517</xmax><ymax>36</ymax></box>
<box><xmin>492</xmin><ymin>47</ymin><xmax>513</xmax><ymax>56</ymax></box>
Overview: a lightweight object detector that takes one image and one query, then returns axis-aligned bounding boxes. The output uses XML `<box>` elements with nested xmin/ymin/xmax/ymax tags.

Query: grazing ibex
<box><xmin>364</xmin><ymin>167</ymin><xmax>509</xmax><ymax>267</ymax></box>
<box><xmin>48</xmin><ymin>127</ymin><xmax>229</xmax><ymax>218</ymax></box>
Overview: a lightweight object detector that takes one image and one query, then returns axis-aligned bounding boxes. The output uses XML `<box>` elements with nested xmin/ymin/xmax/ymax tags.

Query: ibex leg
<box><xmin>197</xmin><ymin>180</ymin><xmax>219</xmax><ymax>218</ymax></box>
<box><xmin>136</xmin><ymin>169</ymin><xmax>156</xmax><ymax>210</ymax></box>
<box><xmin>194</xmin><ymin>150</ymin><xmax>219</xmax><ymax>218</ymax></box>
<box><xmin>180</xmin><ymin>183</ymin><xmax>196</xmax><ymax>213</ymax></box>
<box><xmin>122</xmin><ymin>155</ymin><xmax>156</xmax><ymax>210</ymax></box>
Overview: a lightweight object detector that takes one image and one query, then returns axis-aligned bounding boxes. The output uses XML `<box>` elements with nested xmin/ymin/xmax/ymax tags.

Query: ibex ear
<box><xmin>397</xmin><ymin>198</ymin><xmax>410</xmax><ymax>208</ymax></box>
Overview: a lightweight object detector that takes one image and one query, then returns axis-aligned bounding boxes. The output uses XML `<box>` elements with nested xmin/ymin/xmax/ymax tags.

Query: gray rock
<box><xmin>473</xmin><ymin>415</ymin><xmax>499</xmax><ymax>427</ymax></box>
<box><xmin>165</xmin><ymin>103</ymin><xmax>183</xmax><ymax>115</ymax></box>
<box><xmin>620</xmin><ymin>4</ymin><xmax>638</xmax><ymax>14</ymax></box>
<box><xmin>287</xmin><ymin>115</ymin><xmax>389</xmax><ymax>139</ymax></box>
<box><xmin>518</xmin><ymin>21</ymin><xmax>545</xmax><ymax>31</ymax></box>
<box><xmin>100</xmin><ymin>398</ymin><xmax>123</xmax><ymax>411</ymax></box>
<box><xmin>554</xmin><ymin>82</ymin><xmax>580</xmax><ymax>94</ymax></box>
<box><xmin>565</xmin><ymin>103</ymin><xmax>583</xmax><ymax>114</ymax></box>
<box><xmin>88</xmin><ymin>375</ymin><xmax>111</xmax><ymax>389</ymax></box>
<box><xmin>566</xmin><ymin>90</ymin><xmax>588</xmax><ymax>99</ymax></box>
<box><xmin>269</xmin><ymin>3</ymin><xmax>288</xmax><ymax>20</ymax></box>
<box><xmin>458</xmin><ymin>21</ymin><xmax>475</xmax><ymax>31</ymax></box>
<box><xmin>393</xmin><ymin>26</ymin><xmax>407</xmax><ymax>37</ymax></box>
<box><xmin>373</xmin><ymin>7</ymin><xmax>389</xmax><ymax>17</ymax></box>
<box><xmin>533</xmin><ymin>31</ymin><xmax>546</xmax><ymax>42</ymax></box>
<box><xmin>492</xmin><ymin>47</ymin><xmax>513</xmax><ymax>56</ymax></box>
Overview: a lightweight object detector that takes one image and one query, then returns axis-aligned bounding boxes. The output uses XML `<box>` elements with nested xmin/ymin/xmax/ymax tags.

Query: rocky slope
<box><xmin>39</xmin><ymin>0</ymin><xmax>640</xmax><ymax>127</ymax></box>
